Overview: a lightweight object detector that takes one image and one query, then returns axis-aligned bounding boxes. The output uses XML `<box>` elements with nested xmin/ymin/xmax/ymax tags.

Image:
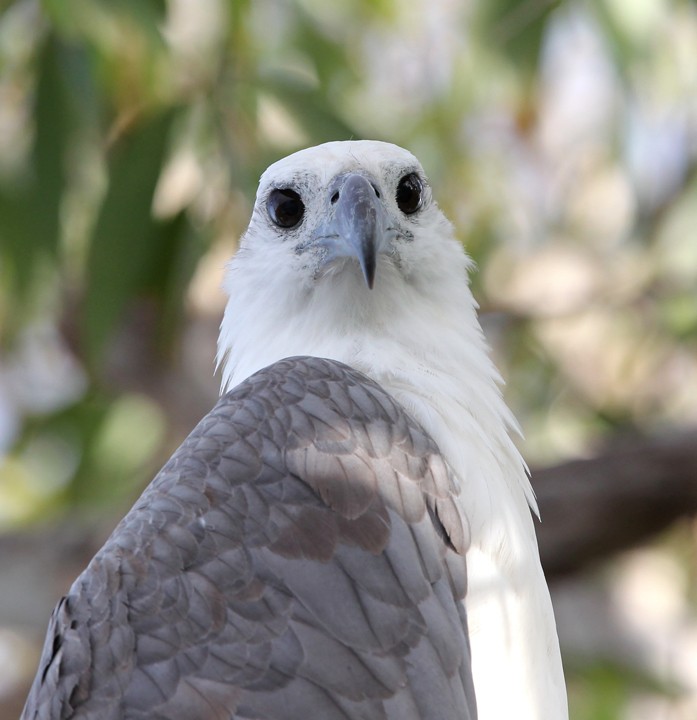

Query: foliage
<box><xmin>1</xmin><ymin>0</ymin><xmax>696</xmax><ymax>716</ymax></box>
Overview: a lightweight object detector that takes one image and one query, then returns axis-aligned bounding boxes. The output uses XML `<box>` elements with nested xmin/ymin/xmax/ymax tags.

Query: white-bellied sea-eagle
<box><xmin>21</xmin><ymin>141</ymin><xmax>568</xmax><ymax>720</ymax></box>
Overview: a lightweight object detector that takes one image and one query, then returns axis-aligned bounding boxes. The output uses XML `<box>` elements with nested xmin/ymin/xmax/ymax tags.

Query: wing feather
<box><xmin>21</xmin><ymin>356</ymin><xmax>476</xmax><ymax>720</ymax></box>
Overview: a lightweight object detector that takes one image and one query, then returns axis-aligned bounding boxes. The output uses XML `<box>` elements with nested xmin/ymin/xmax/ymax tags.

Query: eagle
<box><xmin>21</xmin><ymin>141</ymin><xmax>568</xmax><ymax>719</ymax></box>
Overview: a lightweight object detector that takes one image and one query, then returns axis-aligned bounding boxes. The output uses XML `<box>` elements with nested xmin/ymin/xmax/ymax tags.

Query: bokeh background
<box><xmin>1</xmin><ymin>0</ymin><xmax>696</xmax><ymax>718</ymax></box>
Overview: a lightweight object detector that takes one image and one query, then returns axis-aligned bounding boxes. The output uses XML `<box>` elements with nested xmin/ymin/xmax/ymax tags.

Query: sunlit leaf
<box><xmin>13</xmin><ymin>392</ymin><xmax>160</xmax><ymax>511</ymax></box>
<box><xmin>660</xmin><ymin>291</ymin><xmax>697</xmax><ymax>340</ymax></box>
<box><xmin>77</xmin><ymin>392</ymin><xmax>165</xmax><ymax>506</ymax></box>
<box><xmin>567</xmin><ymin>658</ymin><xmax>684</xmax><ymax>720</ymax></box>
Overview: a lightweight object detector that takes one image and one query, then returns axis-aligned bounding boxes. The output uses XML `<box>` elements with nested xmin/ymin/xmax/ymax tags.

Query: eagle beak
<box><xmin>315</xmin><ymin>173</ymin><xmax>391</xmax><ymax>289</ymax></box>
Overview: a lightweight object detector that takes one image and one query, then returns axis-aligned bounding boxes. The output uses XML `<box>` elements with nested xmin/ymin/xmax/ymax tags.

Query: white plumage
<box><xmin>218</xmin><ymin>140</ymin><xmax>568</xmax><ymax>719</ymax></box>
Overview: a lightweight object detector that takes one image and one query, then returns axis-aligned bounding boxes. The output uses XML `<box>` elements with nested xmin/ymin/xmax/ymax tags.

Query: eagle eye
<box><xmin>267</xmin><ymin>188</ymin><xmax>305</xmax><ymax>229</ymax></box>
<box><xmin>396</xmin><ymin>173</ymin><xmax>423</xmax><ymax>215</ymax></box>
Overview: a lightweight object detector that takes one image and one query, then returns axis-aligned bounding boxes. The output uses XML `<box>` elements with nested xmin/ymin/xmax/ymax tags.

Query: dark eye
<box><xmin>267</xmin><ymin>188</ymin><xmax>305</xmax><ymax>228</ymax></box>
<box><xmin>396</xmin><ymin>173</ymin><xmax>423</xmax><ymax>215</ymax></box>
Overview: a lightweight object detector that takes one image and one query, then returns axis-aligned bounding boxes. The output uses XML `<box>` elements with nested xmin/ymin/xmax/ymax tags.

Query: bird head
<box><xmin>253</xmin><ymin>140</ymin><xmax>438</xmax><ymax>289</ymax></box>
<box><xmin>218</xmin><ymin>140</ymin><xmax>474</xmax><ymax>390</ymax></box>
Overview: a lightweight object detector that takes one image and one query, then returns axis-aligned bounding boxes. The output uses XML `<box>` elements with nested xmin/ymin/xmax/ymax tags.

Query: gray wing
<box><xmin>21</xmin><ymin>356</ymin><xmax>476</xmax><ymax>720</ymax></box>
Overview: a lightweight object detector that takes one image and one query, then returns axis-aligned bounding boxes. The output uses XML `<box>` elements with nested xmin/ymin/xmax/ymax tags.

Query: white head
<box><xmin>217</xmin><ymin>140</ymin><xmax>478</xmax><ymax>392</ymax></box>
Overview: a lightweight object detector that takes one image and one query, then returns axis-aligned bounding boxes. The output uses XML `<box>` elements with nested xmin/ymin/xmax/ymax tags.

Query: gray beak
<box><xmin>315</xmin><ymin>173</ymin><xmax>391</xmax><ymax>289</ymax></box>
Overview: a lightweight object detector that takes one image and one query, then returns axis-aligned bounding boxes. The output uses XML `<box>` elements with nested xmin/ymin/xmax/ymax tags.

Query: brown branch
<box><xmin>532</xmin><ymin>429</ymin><xmax>697</xmax><ymax>580</ymax></box>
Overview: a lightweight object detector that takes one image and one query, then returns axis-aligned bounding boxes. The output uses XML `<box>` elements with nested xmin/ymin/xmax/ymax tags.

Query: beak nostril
<box><xmin>331</xmin><ymin>191</ymin><xmax>340</xmax><ymax>204</ymax></box>
<box><xmin>372</xmin><ymin>184</ymin><xmax>381</xmax><ymax>198</ymax></box>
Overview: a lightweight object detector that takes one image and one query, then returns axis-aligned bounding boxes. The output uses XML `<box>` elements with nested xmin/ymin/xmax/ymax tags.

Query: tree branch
<box><xmin>532</xmin><ymin>429</ymin><xmax>697</xmax><ymax>580</ymax></box>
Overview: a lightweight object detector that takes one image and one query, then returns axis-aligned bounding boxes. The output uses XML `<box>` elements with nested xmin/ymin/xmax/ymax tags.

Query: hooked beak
<box><xmin>314</xmin><ymin>173</ymin><xmax>392</xmax><ymax>289</ymax></box>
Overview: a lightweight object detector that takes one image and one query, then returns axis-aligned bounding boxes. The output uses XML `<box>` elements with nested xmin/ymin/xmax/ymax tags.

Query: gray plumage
<box><xmin>21</xmin><ymin>357</ymin><xmax>476</xmax><ymax>720</ymax></box>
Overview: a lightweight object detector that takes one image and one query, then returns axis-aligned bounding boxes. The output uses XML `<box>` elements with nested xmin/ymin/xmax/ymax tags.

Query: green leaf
<box><xmin>84</xmin><ymin>109</ymin><xmax>177</xmax><ymax>366</ymax></box>
<box><xmin>292</xmin><ymin>10</ymin><xmax>355</xmax><ymax>90</ymax></box>
<box><xmin>567</xmin><ymin>658</ymin><xmax>684</xmax><ymax>720</ymax></box>
<box><xmin>31</xmin><ymin>34</ymin><xmax>72</xmax><ymax>259</ymax></box>
<box><xmin>0</xmin><ymin>33</ymin><xmax>73</xmax><ymax>310</ymax></box>
<box><xmin>478</xmin><ymin>0</ymin><xmax>562</xmax><ymax>75</ymax></box>
<box><xmin>74</xmin><ymin>391</ymin><xmax>165</xmax><ymax>506</ymax></box>
<box><xmin>141</xmin><ymin>209</ymin><xmax>204</xmax><ymax>354</ymax></box>
<box><xmin>93</xmin><ymin>0</ymin><xmax>167</xmax><ymax>45</ymax></box>
<box><xmin>0</xmin><ymin>189</ymin><xmax>34</xmax><ymax>302</ymax></box>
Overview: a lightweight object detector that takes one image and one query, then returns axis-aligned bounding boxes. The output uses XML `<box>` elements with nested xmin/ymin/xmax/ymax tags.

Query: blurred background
<box><xmin>0</xmin><ymin>0</ymin><xmax>696</xmax><ymax>717</ymax></box>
